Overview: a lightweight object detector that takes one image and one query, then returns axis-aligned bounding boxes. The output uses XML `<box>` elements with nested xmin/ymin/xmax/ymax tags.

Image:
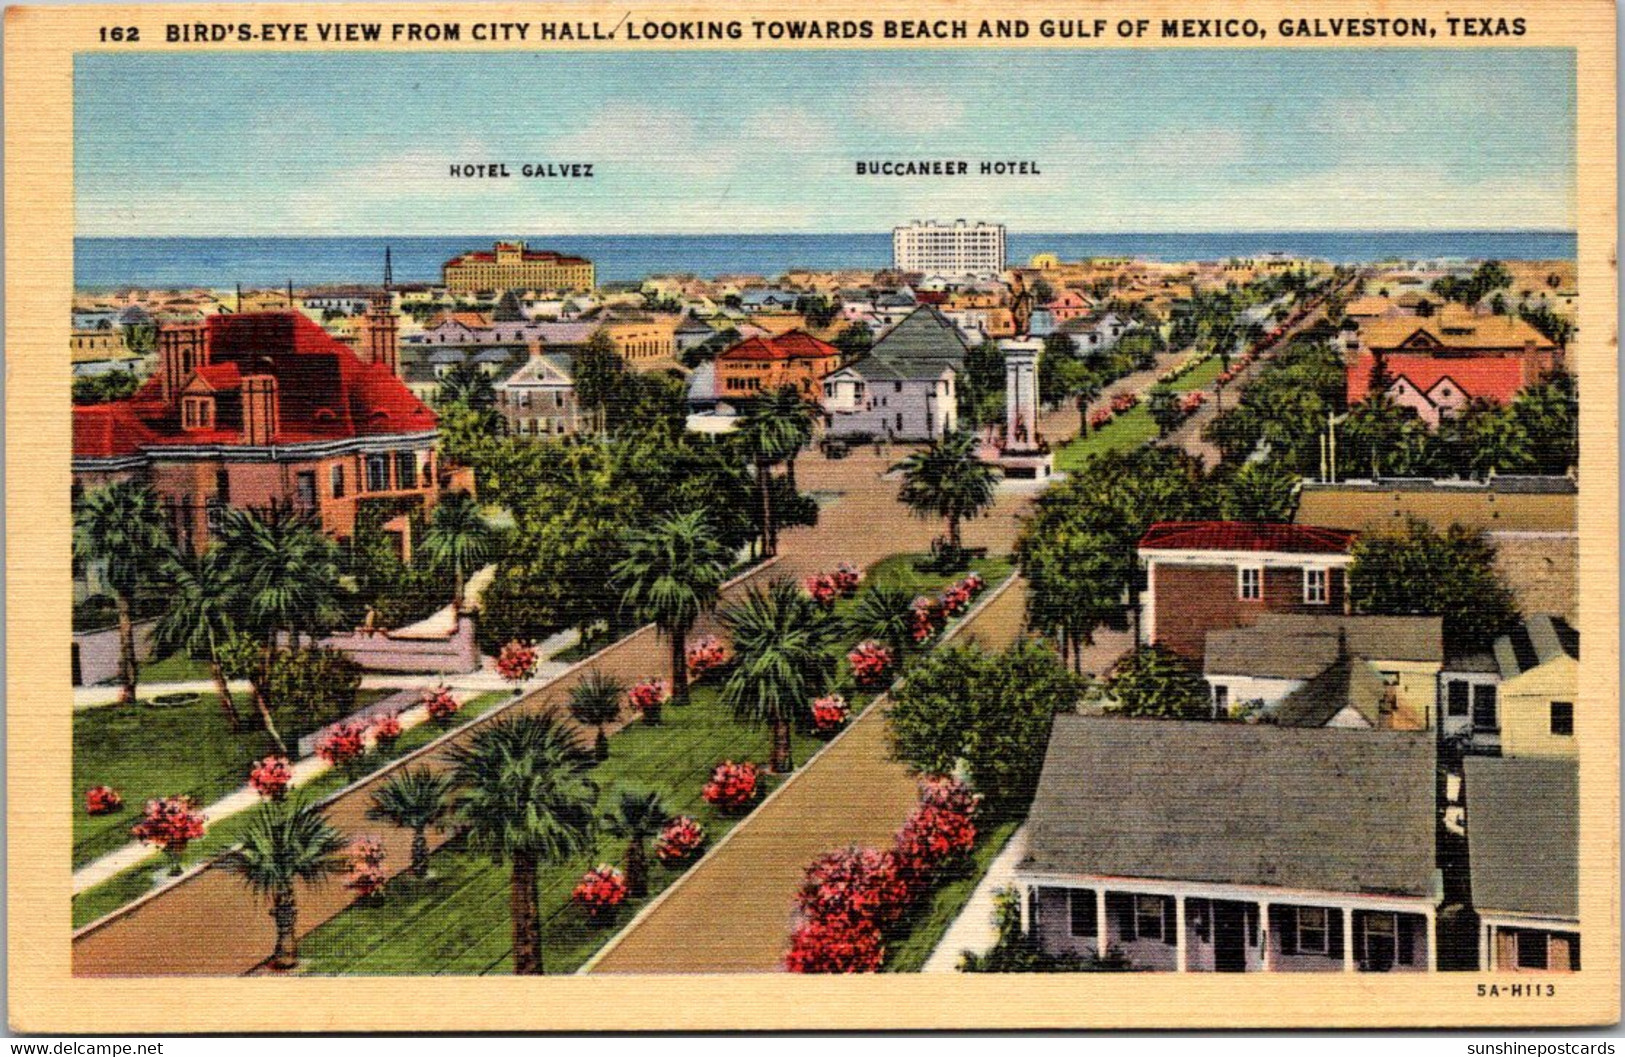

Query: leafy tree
<box><xmin>1458</xmin><ymin>400</ymin><xmax>1536</xmax><ymax>477</ymax></box>
<box><xmin>612</xmin><ymin>510</ymin><xmax>732</xmax><ymax>706</ymax></box>
<box><xmin>73</xmin><ymin>481</ymin><xmax>172</xmax><ymax>705</ymax></box>
<box><xmin>1519</xmin><ymin>305</ymin><xmax>1576</xmax><ymax>350</ymax></box>
<box><xmin>794</xmin><ymin>294</ymin><xmax>839</xmax><ymax>329</ymax></box>
<box><xmin>886</xmin><ymin>638</ymin><xmax>1082</xmax><ymax>818</ymax></box>
<box><xmin>153</xmin><ymin>547</ymin><xmax>245</xmax><ymax>731</ymax></box>
<box><xmin>1147</xmin><ymin>384</ymin><xmax>1182</xmax><ymax>436</ymax></box>
<box><xmin>959</xmin><ymin>341</ymin><xmax>1005</xmax><ymax>428</ymax></box>
<box><xmin>367</xmin><ymin>767</ymin><xmax>456</xmax><ymax>878</ymax></box>
<box><xmin>833</xmin><ymin>321</ymin><xmax>873</xmax><ymax>359</ymax></box>
<box><xmin>567</xmin><ymin>671</ymin><xmax>625</xmax><ymax>757</ymax></box>
<box><xmin>891</xmin><ymin>431</ymin><xmax>999</xmax><ymax>555</ymax></box>
<box><xmin>718</xmin><ymin>579</ymin><xmax>836</xmax><ymax>773</ymax></box>
<box><xmin>1341</xmin><ymin>394</ymin><xmax>1425</xmax><ymax>479</ymax></box>
<box><xmin>226</xmin><ymin>798</ymin><xmax>350</xmax><ymax>971</ymax></box>
<box><xmin>1349</xmin><ymin>518</ymin><xmax>1519</xmax><ymax>651</ymax></box>
<box><xmin>602</xmin><ymin>789</ymin><xmax>671</xmax><ymax>899</ymax></box>
<box><xmin>419</xmin><ymin>490</ymin><xmax>496</xmax><ymax>610</ymax></box>
<box><xmin>1511</xmin><ymin>370</ymin><xmax>1578</xmax><ymax>474</ymax></box>
<box><xmin>1218</xmin><ymin>461</ymin><xmax>1301</xmax><ymax>522</ymax></box>
<box><xmin>71</xmin><ymin>371</ymin><xmax>141</xmax><ymax>405</ymax></box>
<box><xmin>571</xmin><ymin>330</ymin><xmax>627</xmax><ymax>435</ymax></box>
<box><xmin>1104</xmin><ymin>645</ymin><xmax>1210</xmax><ymax>719</ymax></box>
<box><xmin>264</xmin><ymin>647</ymin><xmax>362</xmax><ymax>730</ymax></box>
<box><xmin>436</xmin><ymin>361</ymin><xmax>498</xmax><ymax>412</ymax></box>
<box><xmin>448</xmin><ymin>714</ymin><xmax>599</xmax><ymax>974</ymax></box>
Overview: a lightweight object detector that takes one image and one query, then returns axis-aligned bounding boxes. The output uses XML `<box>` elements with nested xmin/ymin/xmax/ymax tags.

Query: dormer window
<box><xmin>181</xmin><ymin>395</ymin><xmax>215</xmax><ymax>431</ymax></box>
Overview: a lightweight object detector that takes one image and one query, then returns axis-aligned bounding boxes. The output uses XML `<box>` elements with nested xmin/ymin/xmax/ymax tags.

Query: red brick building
<box><xmin>73</xmin><ymin>311</ymin><xmax>442</xmax><ymax>553</ymax></box>
<box><xmin>715</xmin><ymin>330</ymin><xmax>843</xmax><ymax>400</ymax></box>
<box><xmin>1138</xmin><ymin>521</ymin><xmax>1359</xmax><ymax>661</ymax></box>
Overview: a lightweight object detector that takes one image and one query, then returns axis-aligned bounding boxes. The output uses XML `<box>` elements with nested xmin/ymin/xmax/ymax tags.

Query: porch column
<box><xmin>1481</xmin><ymin>922</ymin><xmax>1493</xmax><ymax>971</ymax></box>
<box><xmin>1096</xmin><ymin>889</ymin><xmax>1108</xmax><ymax>960</ymax></box>
<box><xmin>1425</xmin><ymin>909</ymin><xmax>1437</xmax><ymax>972</ymax></box>
<box><xmin>1259</xmin><ymin>902</ymin><xmax>1272</xmax><ymax>971</ymax></box>
<box><xmin>1175</xmin><ymin>896</ymin><xmax>1188</xmax><ymax>972</ymax></box>
<box><xmin>1342</xmin><ymin>907</ymin><xmax>1356</xmax><ymax>972</ymax></box>
<box><xmin>1019</xmin><ymin>885</ymin><xmax>1031</xmax><ymax>934</ymax></box>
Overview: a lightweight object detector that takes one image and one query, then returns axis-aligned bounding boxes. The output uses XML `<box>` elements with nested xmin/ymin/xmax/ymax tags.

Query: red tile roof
<box><xmin>74</xmin><ymin>312</ymin><xmax>436</xmax><ymax>459</ymax></box>
<box><xmin>1139</xmin><ymin>521</ymin><xmax>1358</xmax><ymax>554</ymax></box>
<box><xmin>1346</xmin><ymin>352</ymin><xmax>1529</xmax><ymax>407</ymax></box>
<box><xmin>446</xmin><ymin>250</ymin><xmax>591</xmax><ymax>266</ymax></box>
<box><xmin>718</xmin><ymin>330</ymin><xmax>841</xmax><ymax>363</ymax></box>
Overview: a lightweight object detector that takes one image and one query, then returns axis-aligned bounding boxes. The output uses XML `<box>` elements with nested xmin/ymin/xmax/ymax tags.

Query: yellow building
<box><xmin>1492</xmin><ymin>615</ymin><xmax>1578</xmax><ymax>758</ymax></box>
<box><xmin>71</xmin><ymin>327</ymin><xmax>132</xmax><ymax>364</ymax></box>
<box><xmin>603</xmin><ymin>317</ymin><xmax>678</xmax><ymax>369</ymax></box>
<box><xmin>443</xmin><ymin>241</ymin><xmax>594</xmax><ymax>295</ymax></box>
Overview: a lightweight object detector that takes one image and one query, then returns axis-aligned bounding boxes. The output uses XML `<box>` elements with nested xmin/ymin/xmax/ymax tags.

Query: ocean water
<box><xmin>73</xmin><ymin>231</ymin><xmax>1577</xmax><ymax>290</ymax></box>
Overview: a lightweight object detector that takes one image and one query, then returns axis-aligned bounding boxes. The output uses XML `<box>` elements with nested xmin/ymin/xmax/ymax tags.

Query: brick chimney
<box><xmin>362</xmin><ymin>293</ymin><xmax>400</xmax><ymax>376</ymax></box>
<box><xmin>156</xmin><ymin>319</ymin><xmax>210</xmax><ymax>404</ymax></box>
<box><xmin>240</xmin><ymin>375</ymin><xmax>279</xmax><ymax>445</ymax></box>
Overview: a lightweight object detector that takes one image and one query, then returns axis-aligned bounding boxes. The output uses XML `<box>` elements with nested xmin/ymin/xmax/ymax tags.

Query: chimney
<box><xmin>240</xmin><ymin>375</ymin><xmax>280</xmax><ymax>445</ymax></box>
<box><xmin>156</xmin><ymin>319</ymin><xmax>210</xmax><ymax>404</ymax></box>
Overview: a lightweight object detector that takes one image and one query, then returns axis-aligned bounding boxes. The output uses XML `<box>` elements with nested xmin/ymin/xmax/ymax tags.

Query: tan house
<box><xmin>1491</xmin><ymin>615</ymin><xmax>1578</xmax><ymax>758</ymax></box>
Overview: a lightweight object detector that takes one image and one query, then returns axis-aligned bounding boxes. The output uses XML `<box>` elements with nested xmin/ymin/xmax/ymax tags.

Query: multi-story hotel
<box><xmin>892</xmin><ymin>219</ymin><xmax>1007</xmax><ymax>277</ymax></box>
<box><xmin>442</xmin><ymin>240</ymin><xmax>595</xmax><ymax>295</ymax></box>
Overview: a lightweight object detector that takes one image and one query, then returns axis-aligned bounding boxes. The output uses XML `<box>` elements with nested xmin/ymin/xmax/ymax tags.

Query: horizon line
<box><xmin>76</xmin><ymin>227</ymin><xmax>1580</xmax><ymax>240</ymax></box>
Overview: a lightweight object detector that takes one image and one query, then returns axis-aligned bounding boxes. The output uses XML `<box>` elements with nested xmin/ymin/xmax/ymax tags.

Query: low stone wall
<box><xmin>319</xmin><ymin>616</ymin><xmax>479</xmax><ymax>674</ymax></box>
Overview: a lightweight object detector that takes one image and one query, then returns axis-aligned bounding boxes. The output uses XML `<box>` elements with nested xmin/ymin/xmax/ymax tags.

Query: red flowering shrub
<box><xmin>130</xmin><ymin>796</ymin><xmax>207</xmax><ymax>873</ymax></box>
<box><xmin>627</xmin><ymin>679</ymin><xmax>669</xmax><ymax>718</ymax></box>
<box><xmin>962</xmin><ymin>572</ymin><xmax>985</xmax><ymax>596</ymax></box>
<box><xmin>801</xmin><ymin>573</ymin><xmax>839</xmax><ymax>608</ymax></box>
<box><xmin>1111</xmin><ymin>392</ymin><xmax>1140</xmax><ymax>414</ymax></box>
<box><xmin>940</xmin><ymin>582</ymin><xmax>973</xmax><ymax>616</ymax></box>
<box><xmin>495</xmin><ymin>640</ymin><xmax>538</xmax><ymax>686</ymax></box>
<box><xmin>784</xmin><ymin>916</ymin><xmax>885</xmax><ymax>973</ymax></box>
<box><xmin>345</xmin><ymin>836</ymin><xmax>388</xmax><ymax>900</ymax></box>
<box><xmin>846</xmin><ymin>640</ymin><xmax>894</xmax><ymax>688</ymax></box>
<box><xmin>796</xmin><ymin>845</ymin><xmax>912</xmax><ymax>928</ymax></box>
<box><xmin>85</xmin><ymin>785</ymin><xmax>123</xmax><ymax>816</ymax></box>
<box><xmin>685</xmin><ymin>635</ymin><xmax>731</xmax><ymax>680</ymax></box>
<box><xmin>702</xmin><ymin>760</ymin><xmax>761</xmax><ymax>813</ymax></box>
<box><xmin>248</xmin><ymin>756</ymin><xmax>294</xmax><ymax>801</ymax></box>
<box><xmin>655</xmin><ymin>815</ymin><xmax>707</xmax><ymax>867</ymax></box>
<box><xmin>316</xmin><ymin>722</ymin><xmax>368</xmax><ymax>770</ymax></box>
<box><xmin>1089</xmin><ymin>409</ymin><xmax>1114</xmax><ymax>430</ymax></box>
<box><xmin>910</xmin><ymin>596</ymin><xmax>944</xmax><ymax>644</ymax></box>
<box><xmin>916</xmin><ymin>775</ymin><xmax>980</xmax><ymax>817</ymax></box>
<box><xmin>833</xmin><ymin>563</ymin><xmax>862</xmax><ymax>597</ymax></box>
<box><xmin>811</xmin><ymin>694</ymin><xmax>850</xmax><ymax>734</ymax></box>
<box><xmin>571</xmin><ymin>864</ymin><xmax>629</xmax><ymax>922</ymax></box>
<box><xmin>893</xmin><ymin>804</ymin><xmax>977</xmax><ymax>890</ymax></box>
<box><xmin>421</xmin><ymin>686</ymin><xmax>461</xmax><ymax>725</ymax></box>
<box><xmin>1179</xmin><ymin>391</ymin><xmax>1206</xmax><ymax>415</ymax></box>
<box><xmin>371</xmin><ymin>711</ymin><xmax>403</xmax><ymax>748</ymax></box>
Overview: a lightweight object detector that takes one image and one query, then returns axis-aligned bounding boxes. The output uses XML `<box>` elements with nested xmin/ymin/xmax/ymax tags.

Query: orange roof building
<box><xmin>715</xmin><ymin>330</ymin><xmax>843</xmax><ymax>400</ymax></box>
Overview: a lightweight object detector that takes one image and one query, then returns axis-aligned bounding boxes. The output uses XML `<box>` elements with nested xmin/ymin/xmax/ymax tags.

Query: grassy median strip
<box><xmin>71</xmin><ymin>691</ymin><xmax>512</xmax><ymax>928</ymax></box>
<box><xmin>882</xmin><ymin>819</ymin><xmax>1022</xmax><ymax>973</ymax></box>
<box><xmin>294</xmin><ymin>555</ymin><xmax>1013</xmax><ymax>975</ymax></box>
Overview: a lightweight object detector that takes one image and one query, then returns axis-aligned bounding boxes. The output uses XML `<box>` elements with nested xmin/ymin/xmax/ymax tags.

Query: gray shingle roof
<box><xmin>1203</xmin><ymin>615</ymin><xmax>1443</xmax><ymax>679</ymax></box>
<box><xmin>1021</xmin><ymin>716</ymin><xmax>1438</xmax><ymax>898</ymax></box>
<box><xmin>1271</xmin><ymin>656</ymin><xmax>1388</xmax><ymax>728</ymax></box>
<box><xmin>843</xmin><ymin>306</ymin><xmax>968</xmax><ymax>382</ymax></box>
<box><xmin>1493</xmin><ymin>615</ymin><xmax>1579</xmax><ymax>680</ymax></box>
<box><xmin>1465</xmin><ymin>756</ymin><xmax>1578</xmax><ymax>921</ymax></box>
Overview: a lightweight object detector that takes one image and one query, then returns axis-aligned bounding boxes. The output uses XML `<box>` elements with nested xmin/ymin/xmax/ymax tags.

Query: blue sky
<box><xmin>75</xmin><ymin>49</ymin><xmax>1576</xmax><ymax>236</ymax></box>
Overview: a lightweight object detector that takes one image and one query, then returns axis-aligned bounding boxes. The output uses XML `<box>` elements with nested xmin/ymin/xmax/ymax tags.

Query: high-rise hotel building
<box><xmin>442</xmin><ymin>240</ymin><xmax>595</xmax><ymax>295</ymax></box>
<box><xmin>892</xmin><ymin>220</ymin><xmax>1006</xmax><ymax>277</ymax></box>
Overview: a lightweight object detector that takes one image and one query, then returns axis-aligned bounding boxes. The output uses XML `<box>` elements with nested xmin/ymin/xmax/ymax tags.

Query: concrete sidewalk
<box><xmin>921</xmin><ymin>826</ymin><xmax>1028</xmax><ymax>972</ymax></box>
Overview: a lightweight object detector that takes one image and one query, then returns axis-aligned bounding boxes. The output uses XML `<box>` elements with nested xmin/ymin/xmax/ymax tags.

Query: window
<box><xmin>365</xmin><ymin>454</ymin><xmax>389</xmax><ymax>492</ymax></box>
<box><xmin>1303</xmin><ymin>568</ymin><xmax>1328</xmax><ymax>604</ymax></box>
<box><xmin>1068</xmin><ymin>890</ymin><xmax>1097</xmax><ymax>937</ymax></box>
<box><xmin>1473</xmin><ymin>685</ymin><xmax>1499</xmax><ymax>732</ymax></box>
<box><xmin>1516</xmin><ymin>930</ymin><xmax>1550</xmax><ymax>971</ymax></box>
<box><xmin>1296</xmin><ymin>907</ymin><xmax>1329</xmax><ymax>954</ymax></box>
<box><xmin>1238</xmin><ymin>566</ymin><xmax>1262</xmax><ymax>601</ymax></box>
<box><xmin>216</xmin><ymin>469</ymin><xmax>231</xmax><ymax>505</ymax></box>
<box><xmin>1134</xmin><ymin>895</ymin><xmax>1166</xmax><ymax>941</ymax></box>
<box><xmin>1213</xmin><ymin>684</ymin><xmax>1229</xmax><ymax>715</ymax></box>
<box><xmin>294</xmin><ymin>471</ymin><xmax>317</xmax><ymax>512</ymax></box>
<box><xmin>1550</xmin><ymin>701</ymin><xmax>1574</xmax><ymax>737</ymax></box>
<box><xmin>1447</xmin><ymin>680</ymin><xmax>1470</xmax><ymax>718</ymax></box>
<box><xmin>396</xmin><ymin>452</ymin><xmax>418</xmax><ymax>490</ymax></box>
<box><xmin>330</xmin><ymin>465</ymin><xmax>345</xmax><ymax>499</ymax></box>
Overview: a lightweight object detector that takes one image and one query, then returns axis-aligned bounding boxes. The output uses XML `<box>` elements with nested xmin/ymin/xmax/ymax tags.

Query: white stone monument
<box><xmin>997</xmin><ymin>337</ymin><xmax>1053</xmax><ymax>479</ymax></box>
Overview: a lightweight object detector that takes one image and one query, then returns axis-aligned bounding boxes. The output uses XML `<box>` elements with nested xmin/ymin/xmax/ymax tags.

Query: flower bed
<box><xmin>810</xmin><ymin>694</ymin><xmax>850</xmax><ymax>735</ymax></box>
<box><xmin>371</xmin><ymin>712</ymin><xmax>402</xmax><ymax>750</ymax></box>
<box><xmin>316</xmin><ymin>722</ymin><xmax>368</xmax><ymax>772</ymax></box>
<box><xmin>846</xmin><ymin>641</ymin><xmax>894</xmax><ymax>689</ymax></box>
<box><xmin>495</xmin><ymin>640</ymin><xmax>538</xmax><ymax>690</ymax></box>
<box><xmin>248</xmin><ymin>756</ymin><xmax>293</xmax><ymax>801</ymax></box>
<box><xmin>655</xmin><ymin>815</ymin><xmax>707</xmax><ymax>867</ymax></box>
<box><xmin>345</xmin><ymin>836</ymin><xmax>388</xmax><ymax>901</ymax></box>
<box><xmin>422</xmin><ymin>687</ymin><xmax>460</xmax><ymax>725</ymax></box>
<box><xmin>702</xmin><ymin>760</ymin><xmax>761</xmax><ymax>814</ymax></box>
<box><xmin>572</xmin><ymin>864</ymin><xmax>629</xmax><ymax>923</ymax></box>
<box><xmin>628</xmin><ymin>679</ymin><xmax>669</xmax><ymax>725</ymax></box>
<box><xmin>685</xmin><ymin>636</ymin><xmax>730</xmax><ymax>681</ymax></box>
<box><xmin>84</xmin><ymin>785</ymin><xmax>123</xmax><ymax>816</ymax></box>
<box><xmin>130</xmin><ymin>795</ymin><xmax>207</xmax><ymax>875</ymax></box>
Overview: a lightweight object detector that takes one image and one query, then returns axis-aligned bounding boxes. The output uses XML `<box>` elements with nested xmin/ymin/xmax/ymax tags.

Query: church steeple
<box><xmin>362</xmin><ymin>246</ymin><xmax>400</xmax><ymax>377</ymax></box>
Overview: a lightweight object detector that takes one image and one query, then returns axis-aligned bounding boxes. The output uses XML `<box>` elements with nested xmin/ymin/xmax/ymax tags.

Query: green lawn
<box><xmin>1052</xmin><ymin>354</ymin><xmax>1225</xmax><ymax>473</ymax></box>
<box><xmin>73</xmin><ymin>691</ymin><xmax>511</xmax><ymax>928</ymax></box>
<box><xmin>292</xmin><ymin>554</ymin><xmax>1014</xmax><ymax>975</ymax></box>
<box><xmin>882</xmin><ymin>818</ymin><xmax>1022</xmax><ymax>973</ymax></box>
<box><xmin>134</xmin><ymin>651</ymin><xmax>218</xmax><ymax>685</ymax></box>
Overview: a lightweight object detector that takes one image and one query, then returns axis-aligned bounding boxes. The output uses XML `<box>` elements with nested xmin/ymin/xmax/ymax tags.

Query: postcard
<box><xmin>5</xmin><ymin>0</ymin><xmax>1618</xmax><ymax>1033</ymax></box>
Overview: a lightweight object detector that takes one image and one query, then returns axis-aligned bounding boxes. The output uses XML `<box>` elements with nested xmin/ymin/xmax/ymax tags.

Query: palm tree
<box><xmin>226</xmin><ymin>798</ymin><xmax>350</xmax><ymax>971</ymax></box>
<box><xmin>367</xmin><ymin>767</ymin><xmax>457</xmax><ymax>878</ymax></box>
<box><xmin>891</xmin><ymin>431</ymin><xmax>999</xmax><ymax>555</ymax></box>
<box><xmin>761</xmin><ymin>385</ymin><xmax>815</xmax><ymax>493</ymax></box>
<box><xmin>216</xmin><ymin>504</ymin><xmax>346</xmax><ymax>754</ymax></box>
<box><xmin>602</xmin><ymin>789</ymin><xmax>671</xmax><ymax>899</ymax></box>
<box><xmin>436</xmin><ymin>361</ymin><xmax>497</xmax><ymax>411</ymax></box>
<box><xmin>735</xmin><ymin>387</ymin><xmax>810</xmax><ymax>556</ymax></box>
<box><xmin>844</xmin><ymin>583</ymin><xmax>917</xmax><ymax>659</ymax></box>
<box><xmin>447</xmin><ymin>714</ymin><xmax>598</xmax><ymax>974</ymax></box>
<box><xmin>718</xmin><ymin>579</ymin><xmax>835</xmax><ymax>773</ymax></box>
<box><xmin>73</xmin><ymin>481</ymin><xmax>172</xmax><ymax>705</ymax></box>
<box><xmin>419</xmin><ymin>490</ymin><xmax>495</xmax><ymax>611</ymax></box>
<box><xmin>567</xmin><ymin>671</ymin><xmax>625</xmax><ymax>756</ymax></box>
<box><xmin>1073</xmin><ymin>375</ymin><xmax>1103</xmax><ymax>438</ymax></box>
<box><xmin>611</xmin><ymin>510</ymin><xmax>732</xmax><ymax>706</ymax></box>
<box><xmin>152</xmin><ymin>547</ymin><xmax>244</xmax><ymax>731</ymax></box>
